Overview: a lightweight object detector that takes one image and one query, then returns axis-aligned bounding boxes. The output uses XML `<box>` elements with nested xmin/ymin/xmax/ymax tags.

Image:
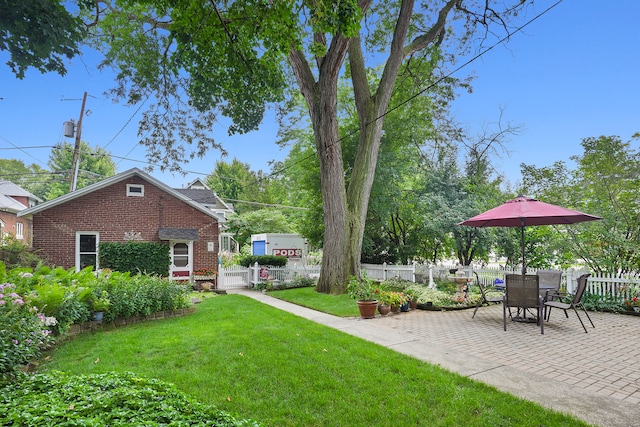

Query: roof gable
<box><xmin>18</xmin><ymin>168</ymin><xmax>222</xmax><ymax>221</ymax></box>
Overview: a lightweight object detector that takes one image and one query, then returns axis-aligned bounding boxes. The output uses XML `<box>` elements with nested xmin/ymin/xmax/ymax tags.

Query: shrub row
<box><xmin>239</xmin><ymin>255</ymin><xmax>287</xmax><ymax>267</ymax></box>
<box><xmin>0</xmin><ymin>262</ymin><xmax>191</xmax><ymax>377</ymax></box>
<box><xmin>3</xmin><ymin>265</ymin><xmax>191</xmax><ymax>335</ymax></box>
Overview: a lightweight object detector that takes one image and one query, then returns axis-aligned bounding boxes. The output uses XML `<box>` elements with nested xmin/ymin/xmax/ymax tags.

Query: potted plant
<box><xmin>387</xmin><ymin>291</ymin><xmax>405</xmax><ymax>313</ymax></box>
<box><xmin>399</xmin><ymin>292</ymin><xmax>411</xmax><ymax>312</ymax></box>
<box><xmin>404</xmin><ymin>288</ymin><xmax>418</xmax><ymax>310</ymax></box>
<box><xmin>91</xmin><ymin>291</ymin><xmax>111</xmax><ymax>321</ymax></box>
<box><xmin>376</xmin><ymin>290</ymin><xmax>393</xmax><ymax>316</ymax></box>
<box><xmin>347</xmin><ymin>275</ymin><xmax>378</xmax><ymax>318</ymax></box>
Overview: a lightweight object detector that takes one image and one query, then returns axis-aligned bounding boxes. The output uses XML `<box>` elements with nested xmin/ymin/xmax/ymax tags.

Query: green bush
<box><xmin>0</xmin><ymin>236</ymin><xmax>44</xmax><ymax>269</ymax></box>
<box><xmin>0</xmin><ymin>283</ymin><xmax>55</xmax><ymax>379</ymax></box>
<box><xmin>23</xmin><ymin>270</ymin><xmax>94</xmax><ymax>335</ymax></box>
<box><xmin>99</xmin><ymin>241</ymin><xmax>170</xmax><ymax>276</ymax></box>
<box><xmin>239</xmin><ymin>255</ymin><xmax>287</xmax><ymax>267</ymax></box>
<box><xmin>2</xmin><ymin>263</ymin><xmax>191</xmax><ymax>334</ymax></box>
<box><xmin>0</xmin><ymin>371</ymin><xmax>262</xmax><ymax>426</ymax></box>
<box><xmin>93</xmin><ymin>272</ymin><xmax>191</xmax><ymax>322</ymax></box>
<box><xmin>581</xmin><ymin>292</ymin><xmax>626</xmax><ymax>313</ymax></box>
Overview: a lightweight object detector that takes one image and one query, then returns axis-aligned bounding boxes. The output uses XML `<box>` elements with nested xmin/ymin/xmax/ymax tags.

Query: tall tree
<box><xmin>82</xmin><ymin>0</ymin><xmax>532</xmax><ymax>293</ymax></box>
<box><xmin>47</xmin><ymin>141</ymin><xmax>117</xmax><ymax>199</ymax></box>
<box><xmin>520</xmin><ymin>134</ymin><xmax>640</xmax><ymax>275</ymax></box>
<box><xmin>0</xmin><ymin>159</ymin><xmax>52</xmax><ymax>200</ymax></box>
<box><xmin>225</xmin><ymin>208</ymin><xmax>294</xmax><ymax>249</ymax></box>
<box><xmin>206</xmin><ymin>159</ymin><xmax>274</xmax><ymax>214</ymax></box>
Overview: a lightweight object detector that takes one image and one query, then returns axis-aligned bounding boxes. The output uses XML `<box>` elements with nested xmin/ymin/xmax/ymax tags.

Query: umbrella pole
<box><xmin>520</xmin><ymin>221</ymin><xmax>526</xmax><ymax>276</ymax></box>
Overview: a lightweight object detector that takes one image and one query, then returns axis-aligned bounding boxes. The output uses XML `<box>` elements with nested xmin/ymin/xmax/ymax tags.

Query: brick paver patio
<box><xmin>374</xmin><ymin>305</ymin><xmax>640</xmax><ymax>405</ymax></box>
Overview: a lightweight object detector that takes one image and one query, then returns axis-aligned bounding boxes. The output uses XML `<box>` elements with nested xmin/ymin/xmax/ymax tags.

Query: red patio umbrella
<box><xmin>458</xmin><ymin>196</ymin><xmax>602</xmax><ymax>274</ymax></box>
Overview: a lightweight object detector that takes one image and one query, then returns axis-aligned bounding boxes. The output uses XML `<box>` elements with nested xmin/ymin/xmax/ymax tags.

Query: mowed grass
<box><xmin>43</xmin><ymin>294</ymin><xmax>587</xmax><ymax>427</ymax></box>
<box><xmin>267</xmin><ymin>286</ymin><xmax>360</xmax><ymax>317</ymax></box>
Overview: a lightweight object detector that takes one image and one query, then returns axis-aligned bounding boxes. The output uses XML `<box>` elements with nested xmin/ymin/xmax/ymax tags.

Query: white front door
<box><xmin>170</xmin><ymin>241</ymin><xmax>193</xmax><ymax>280</ymax></box>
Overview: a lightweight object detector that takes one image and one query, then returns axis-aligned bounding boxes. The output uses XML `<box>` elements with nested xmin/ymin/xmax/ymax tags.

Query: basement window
<box><xmin>126</xmin><ymin>184</ymin><xmax>144</xmax><ymax>197</ymax></box>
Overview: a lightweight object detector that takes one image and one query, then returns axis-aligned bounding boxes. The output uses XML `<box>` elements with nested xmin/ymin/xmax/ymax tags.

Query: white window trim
<box><xmin>126</xmin><ymin>183</ymin><xmax>145</xmax><ymax>197</ymax></box>
<box><xmin>76</xmin><ymin>232</ymin><xmax>99</xmax><ymax>271</ymax></box>
<box><xmin>15</xmin><ymin>222</ymin><xmax>24</xmax><ymax>239</ymax></box>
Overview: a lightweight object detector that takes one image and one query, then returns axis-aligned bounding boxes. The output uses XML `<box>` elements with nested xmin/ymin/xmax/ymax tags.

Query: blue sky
<box><xmin>0</xmin><ymin>0</ymin><xmax>638</xmax><ymax>190</ymax></box>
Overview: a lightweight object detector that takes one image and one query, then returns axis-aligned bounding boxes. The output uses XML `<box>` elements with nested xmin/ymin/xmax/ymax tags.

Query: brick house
<box><xmin>18</xmin><ymin>168</ymin><xmax>221</xmax><ymax>279</ymax></box>
<box><xmin>0</xmin><ymin>180</ymin><xmax>40</xmax><ymax>244</ymax></box>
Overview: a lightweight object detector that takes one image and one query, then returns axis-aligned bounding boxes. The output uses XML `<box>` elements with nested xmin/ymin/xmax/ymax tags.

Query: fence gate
<box><xmin>218</xmin><ymin>265</ymin><xmax>251</xmax><ymax>290</ymax></box>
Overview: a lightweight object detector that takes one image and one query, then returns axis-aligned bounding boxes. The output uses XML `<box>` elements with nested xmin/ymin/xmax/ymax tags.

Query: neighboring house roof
<box><xmin>174</xmin><ymin>188</ymin><xmax>234</xmax><ymax>212</ymax></box>
<box><xmin>0</xmin><ymin>180</ymin><xmax>41</xmax><ymax>213</ymax></box>
<box><xmin>185</xmin><ymin>178</ymin><xmax>209</xmax><ymax>189</ymax></box>
<box><xmin>17</xmin><ymin>168</ymin><xmax>223</xmax><ymax>222</ymax></box>
<box><xmin>0</xmin><ymin>194</ymin><xmax>28</xmax><ymax>212</ymax></box>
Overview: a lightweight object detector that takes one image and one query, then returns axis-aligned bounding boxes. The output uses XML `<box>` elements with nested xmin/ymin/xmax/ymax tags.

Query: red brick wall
<box><xmin>0</xmin><ymin>212</ymin><xmax>32</xmax><ymax>244</ymax></box>
<box><xmin>31</xmin><ymin>176</ymin><xmax>218</xmax><ymax>272</ymax></box>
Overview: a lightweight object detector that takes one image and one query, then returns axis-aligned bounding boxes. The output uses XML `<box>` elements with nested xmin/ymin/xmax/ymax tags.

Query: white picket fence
<box><xmin>217</xmin><ymin>262</ymin><xmax>321</xmax><ymax>290</ymax></box>
<box><xmin>218</xmin><ymin>261</ymin><xmax>640</xmax><ymax>301</ymax></box>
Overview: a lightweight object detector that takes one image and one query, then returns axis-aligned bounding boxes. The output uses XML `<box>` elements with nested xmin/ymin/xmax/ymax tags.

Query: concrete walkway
<box><xmin>229</xmin><ymin>289</ymin><xmax>640</xmax><ymax>427</ymax></box>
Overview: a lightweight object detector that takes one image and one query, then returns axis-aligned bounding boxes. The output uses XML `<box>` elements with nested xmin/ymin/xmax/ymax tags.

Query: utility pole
<box><xmin>69</xmin><ymin>91</ymin><xmax>88</xmax><ymax>192</ymax></box>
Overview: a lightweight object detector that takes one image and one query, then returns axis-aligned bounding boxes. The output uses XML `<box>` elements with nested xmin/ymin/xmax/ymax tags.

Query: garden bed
<box><xmin>417</xmin><ymin>302</ymin><xmax>476</xmax><ymax>311</ymax></box>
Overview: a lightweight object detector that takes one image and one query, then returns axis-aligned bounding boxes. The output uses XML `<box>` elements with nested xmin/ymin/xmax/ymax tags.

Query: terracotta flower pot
<box><xmin>356</xmin><ymin>300</ymin><xmax>378</xmax><ymax>319</ymax></box>
<box><xmin>378</xmin><ymin>304</ymin><xmax>391</xmax><ymax>316</ymax></box>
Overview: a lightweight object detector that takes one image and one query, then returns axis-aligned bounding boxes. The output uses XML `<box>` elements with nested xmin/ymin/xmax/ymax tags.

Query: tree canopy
<box><xmin>520</xmin><ymin>134</ymin><xmax>640</xmax><ymax>275</ymax></box>
<box><xmin>3</xmin><ymin>0</ymin><xmax>535</xmax><ymax>293</ymax></box>
<box><xmin>0</xmin><ymin>0</ymin><xmax>85</xmax><ymax>78</ymax></box>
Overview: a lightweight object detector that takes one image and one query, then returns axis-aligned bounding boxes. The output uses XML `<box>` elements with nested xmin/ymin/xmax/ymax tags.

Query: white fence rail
<box><xmin>218</xmin><ymin>263</ymin><xmax>321</xmax><ymax>290</ymax></box>
<box><xmin>219</xmin><ymin>261</ymin><xmax>640</xmax><ymax>301</ymax></box>
<box><xmin>217</xmin><ymin>264</ymin><xmax>251</xmax><ymax>290</ymax></box>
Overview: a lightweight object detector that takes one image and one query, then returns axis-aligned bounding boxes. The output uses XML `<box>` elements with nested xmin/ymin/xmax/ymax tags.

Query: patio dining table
<box><xmin>495</xmin><ymin>280</ymin><xmax>556</xmax><ymax>323</ymax></box>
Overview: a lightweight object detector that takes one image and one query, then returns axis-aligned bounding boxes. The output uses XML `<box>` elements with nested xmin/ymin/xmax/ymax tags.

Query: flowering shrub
<box><xmin>624</xmin><ymin>296</ymin><xmax>640</xmax><ymax>309</ymax></box>
<box><xmin>620</xmin><ymin>284</ymin><xmax>640</xmax><ymax>311</ymax></box>
<box><xmin>384</xmin><ymin>291</ymin><xmax>408</xmax><ymax>306</ymax></box>
<box><xmin>1</xmin><ymin>264</ymin><xmax>191</xmax><ymax>335</ymax></box>
<box><xmin>0</xmin><ymin>283</ymin><xmax>55</xmax><ymax>378</ymax></box>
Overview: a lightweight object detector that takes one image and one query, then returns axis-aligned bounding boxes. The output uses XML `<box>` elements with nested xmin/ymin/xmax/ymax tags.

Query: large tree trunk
<box><xmin>345</xmin><ymin>0</ymin><xmax>416</xmax><ymax>277</ymax></box>
<box><xmin>289</xmin><ymin>0</ymin><xmax>458</xmax><ymax>293</ymax></box>
<box><xmin>288</xmin><ymin>35</ymin><xmax>352</xmax><ymax>294</ymax></box>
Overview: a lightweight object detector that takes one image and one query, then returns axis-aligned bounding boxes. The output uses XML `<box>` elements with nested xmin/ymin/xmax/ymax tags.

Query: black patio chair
<box><xmin>544</xmin><ymin>273</ymin><xmax>594</xmax><ymax>333</ymax></box>
<box><xmin>503</xmin><ymin>274</ymin><xmax>543</xmax><ymax>334</ymax></box>
<box><xmin>536</xmin><ymin>269</ymin><xmax>562</xmax><ymax>302</ymax></box>
<box><xmin>471</xmin><ymin>272</ymin><xmax>504</xmax><ymax>318</ymax></box>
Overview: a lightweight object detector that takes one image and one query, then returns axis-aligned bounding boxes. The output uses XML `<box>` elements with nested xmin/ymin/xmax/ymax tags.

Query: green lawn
<box><xmin>267</xmin><ymin>286</ymin><xmax>360</xmax><ymax>316</ymax></box>
<box><xmin>43</xmin><ymin>294</ymin><xmax>588</xmax><ymax>427</ymax></box>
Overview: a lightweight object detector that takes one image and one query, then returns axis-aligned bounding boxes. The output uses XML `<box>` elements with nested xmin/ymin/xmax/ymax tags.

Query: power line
<box><xmin>217</xmin><ymin>198</ymin><xmax>309</xmax><ymax>211</ymax></box>
<box><xmin>0</xmin><ymin>145</ymin><xmax>56</xmax><ymax>150</ymax></box>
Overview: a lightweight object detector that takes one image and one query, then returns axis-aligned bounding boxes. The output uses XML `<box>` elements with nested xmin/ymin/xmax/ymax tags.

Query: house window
<box><xmin>126</xmin><ymin>184</ymin><xmax>145</xmax><ymax>197</ymax></box>
<box><xmin>15</xmin><ymin>222</ymin><xmax>23</xmax><ymax>240</ymax></box>
<box><xmin>77</xmin><ymin>232</ymin><xmax>99</xmax><ymax>271</ymax></box>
